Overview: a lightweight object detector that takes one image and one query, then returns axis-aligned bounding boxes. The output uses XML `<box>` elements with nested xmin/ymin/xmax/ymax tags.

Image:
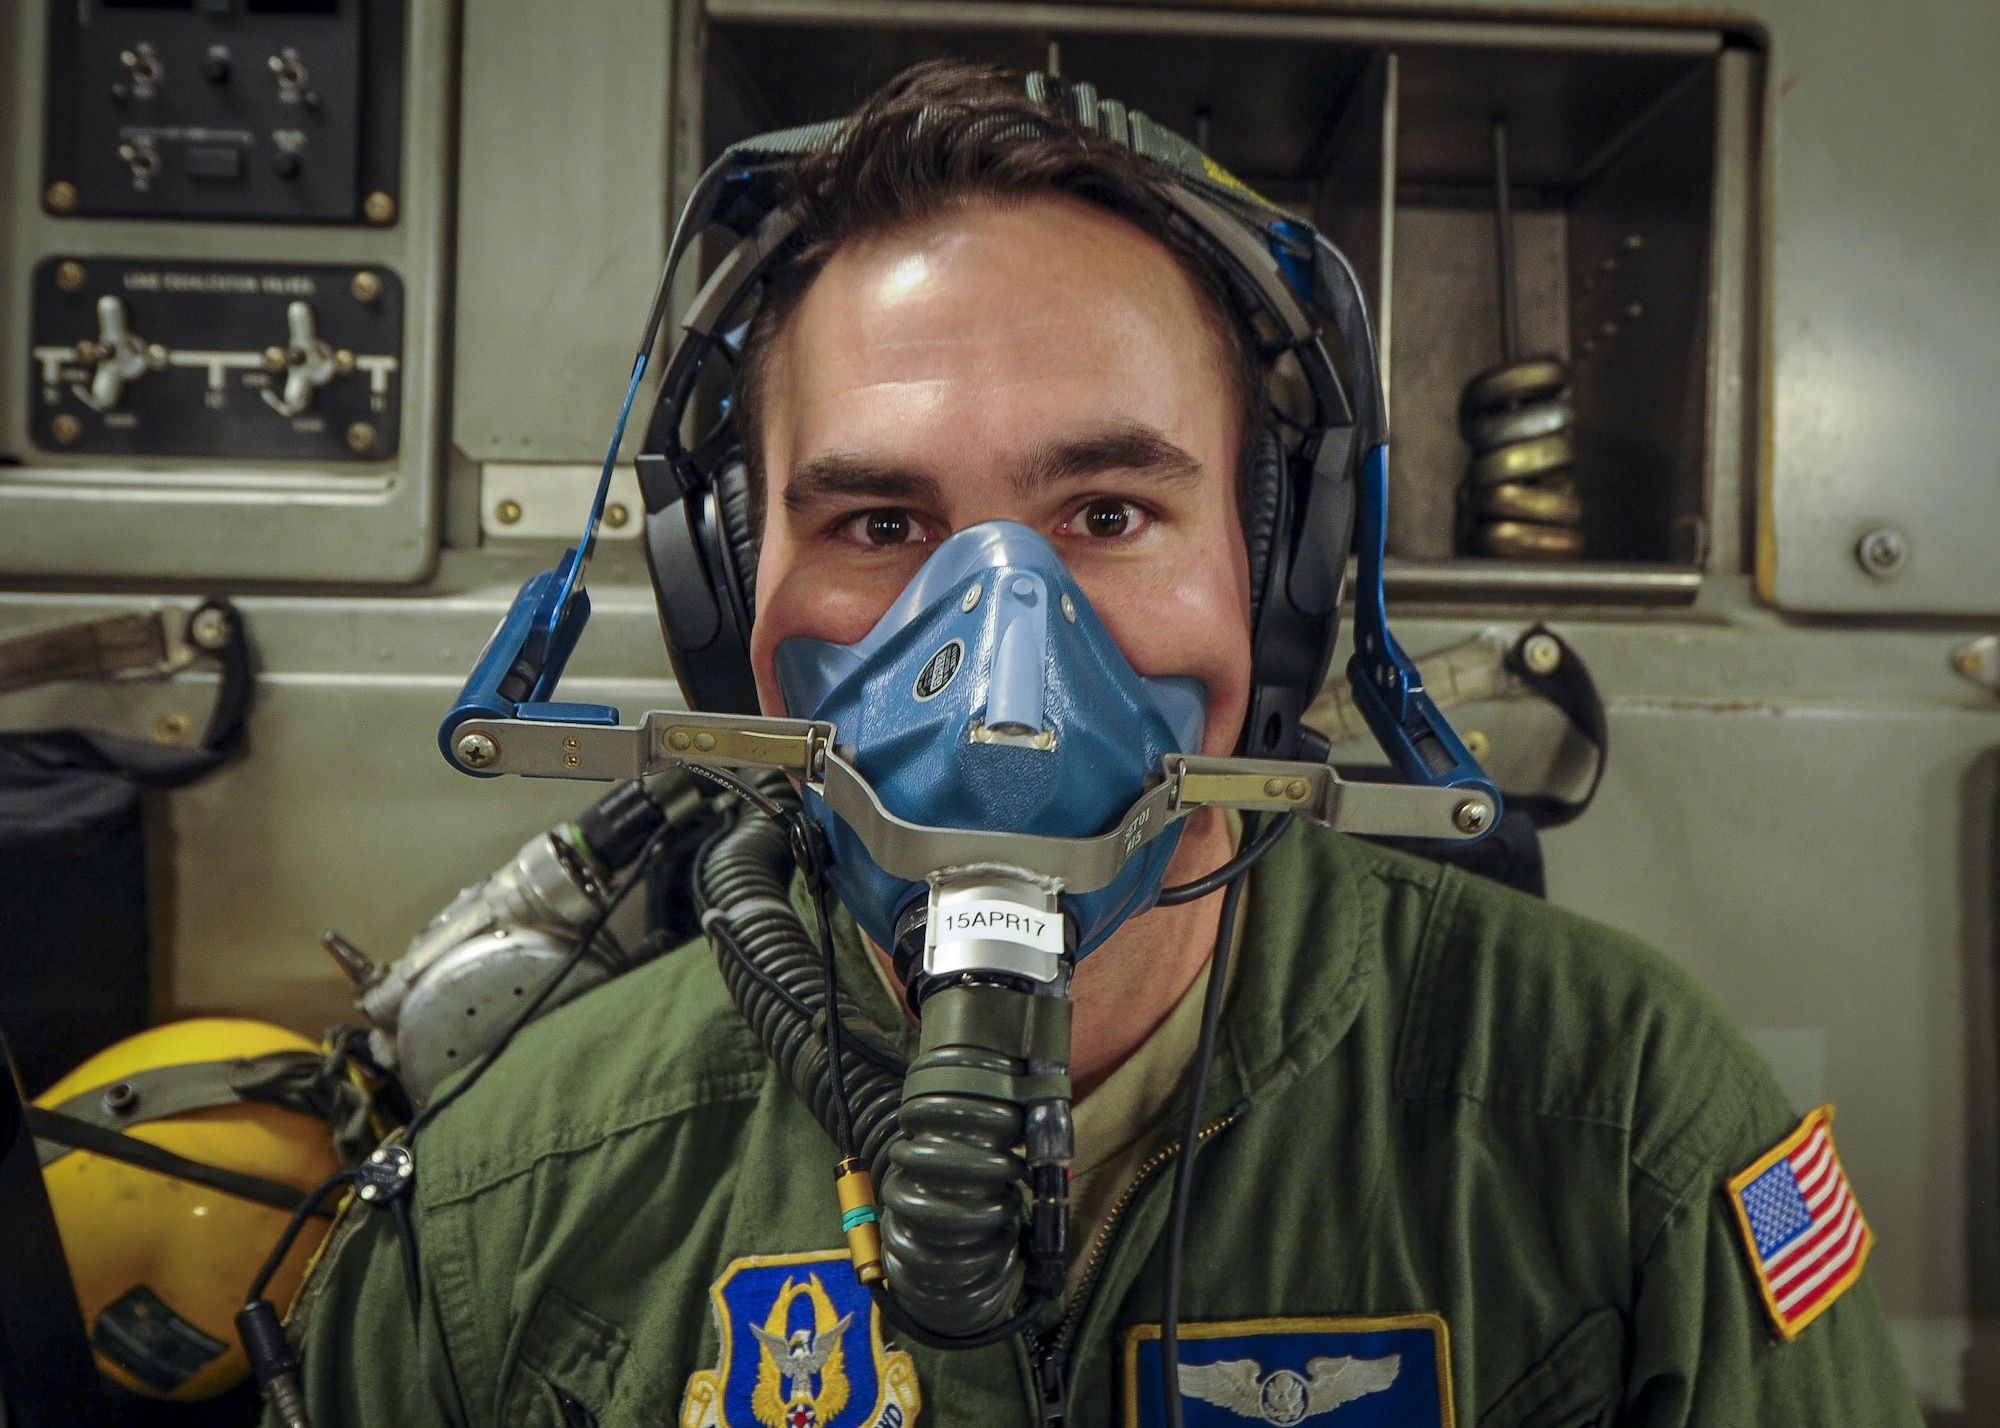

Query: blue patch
<box><xmin>1124</xmin><ymin>1316</ymin><xmax>1454</xmax><ymax>1428</ymax></box>
<box><xmin>680</xmin><ymin>1251</ymin><xmax>920</xmax><ymax>1428</ymax></box>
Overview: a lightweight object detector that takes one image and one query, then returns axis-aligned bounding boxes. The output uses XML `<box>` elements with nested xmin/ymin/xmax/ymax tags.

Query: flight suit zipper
<box><xmin>1029</xmin><ymin>1113</ymin><xmax>1238</xmax><ymax>1427</ymax></box>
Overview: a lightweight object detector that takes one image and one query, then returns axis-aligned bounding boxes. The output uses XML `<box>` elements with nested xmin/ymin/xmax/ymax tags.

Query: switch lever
<box><xmin>261</xmin><ymin>302</ymin><xmax>339</xmax><ymax>418</ymax></box>
<box><xmin>71</xmin><ymin>296</ymin><xmax>156</xmax><ymax>412</ymax></box>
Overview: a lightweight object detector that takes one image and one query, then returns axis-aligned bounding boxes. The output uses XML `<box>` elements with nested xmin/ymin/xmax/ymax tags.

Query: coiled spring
<box><xmin>1461</xmin><ymin>118</ymin><xmax>1583</xmax><ymax>560</ymax></box>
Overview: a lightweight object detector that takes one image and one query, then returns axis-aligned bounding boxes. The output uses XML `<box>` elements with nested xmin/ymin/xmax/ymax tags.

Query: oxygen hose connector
<box><xmin>835</xmin><ymin>1156</ymin><xmax>886</xmax><ymax>1286</ymax></box>
<box><xmin>877</xmin><ymin>870</ymin><xmax>1077</xmax><ymax>1337</ymax></box>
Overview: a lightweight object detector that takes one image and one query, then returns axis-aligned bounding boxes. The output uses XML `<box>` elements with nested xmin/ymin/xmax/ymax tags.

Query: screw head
<box><xmin>55</xmin><ymin>260</ymin><xmax>87</xmax><ymax>292</ymax></box>
<box><xmin>346</xmin><ymin>421</ymin><xmax>377</xmax><ymax>454</ymax></box>
<box><xmin>46</xmin><ymin>181</ymin><xmax>79</xmax><ymax>214</ymax></box>
<box><xmin>1856</xmin><ymin>526</ymin><xmax>1908</xmax><ymax>578</ymax></box>
<box><xmin>188</xmin><ymin>606</ymin><xmax>231</xmax><ymax>650</ymax></box>
<box><xmin>50</xmin><ymin>413</ymin><xmax>83</xmax><ymax>446</ymax></box>
<box><xmin>455</xmin><ymin>732</ymin><xmax>498</xmax><ymax>768</ymax></box>
<box><xmin>363</xmin><ymin>191</ymin><xmax>397</xmax><ymax>225</ymax></box>
<box><xmin>1521</xmin><ymin>632</ymin><xmax>1563</xmax><ymax>676</ymax></box>
<box><xmin>1453</xmin><ymin>799</ymin><xmax>1494</xmax><ymax>836</ymax></box>
<box><xmin>351</xmin><ymin>270</ymin><xmax>383</xmax><ymax>303</ymax></box>
<box><xmin>152</xmin><ymin>711</ymin><xmax>193</xmax><ymax>747</ymax></box>
<box><xmin>494</xmin><ymin>498</ymin><xmax>523</xmax><ymax>526</ymax></box>
<box><xmin>603</xmin><ymin>502</ymin><xmax>630</xmax><ymax>529</ymax></box>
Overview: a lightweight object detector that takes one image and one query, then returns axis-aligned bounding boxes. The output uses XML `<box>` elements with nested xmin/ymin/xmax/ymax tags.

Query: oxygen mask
<box><xmin>775</xmin><ymin>521</ymin><xmax>1207</xmax><ymax>993</ymax></box>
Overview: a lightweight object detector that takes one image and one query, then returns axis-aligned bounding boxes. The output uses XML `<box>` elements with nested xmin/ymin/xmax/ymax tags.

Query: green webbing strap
<box><xmin>917</xmin><ymin>984</ymin><xmax>1072</xmax><ymax>1064</ymax></box>
<box><xmin>899</xmin><ymin>1067</ymin><xmax>1072</xmax><ymax>1105</ymax></box>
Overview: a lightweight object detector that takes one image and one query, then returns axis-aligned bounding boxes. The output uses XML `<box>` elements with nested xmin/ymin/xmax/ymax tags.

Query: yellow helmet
<box><xmin>33</xmin><ymin>1019</ymin><xmax>348</xmax><ymax>1402</ymax></box>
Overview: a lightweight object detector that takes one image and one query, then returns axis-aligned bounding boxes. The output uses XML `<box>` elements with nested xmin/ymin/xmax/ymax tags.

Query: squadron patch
<box><xmin>1124</xmin><ymin>1315</ymin><xmax>1454</xmax><ymax>1427</ymax></box>
<box><xmin>1726</xmin><ymin>1103</ymin><xmax>1874</xmax><ymax>1340</ymax></box>
<box><xmin>681</xmin><ymin>1251</ymin><xmax>920</xmax><ymax>1428</ymax></box>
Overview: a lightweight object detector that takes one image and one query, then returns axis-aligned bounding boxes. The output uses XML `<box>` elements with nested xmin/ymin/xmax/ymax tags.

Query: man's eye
<box><xmin>839</xmin><ymin>509</ymin><xmax>930</xmax><ymax>547</ymax></box>
<box><xmin>1061</xmin><ymin>499</ymin><xmax>1149</xmax><ymax>540</ymax></box>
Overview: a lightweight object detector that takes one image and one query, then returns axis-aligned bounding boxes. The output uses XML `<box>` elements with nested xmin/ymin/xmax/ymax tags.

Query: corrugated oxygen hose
<box><xmin>693</xmin><ymin>781</ymin><xmax>1039</xmax><ymax>1341</ymax></box>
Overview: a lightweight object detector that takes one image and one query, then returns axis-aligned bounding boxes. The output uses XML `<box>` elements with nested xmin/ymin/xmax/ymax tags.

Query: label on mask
<box><xmin>929</xmin><ymin>898</ymin><xmax>1064</xmax><ymax>958</ymax></box>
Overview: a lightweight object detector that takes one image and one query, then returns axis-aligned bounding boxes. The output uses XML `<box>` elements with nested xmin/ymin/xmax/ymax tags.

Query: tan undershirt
<box><xmin>859</xmin><ymin>818</ymin><xmax>1248</xmax><ymax>1299</ymax></box>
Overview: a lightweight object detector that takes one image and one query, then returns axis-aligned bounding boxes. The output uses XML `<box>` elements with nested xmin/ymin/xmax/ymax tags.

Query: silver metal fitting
<box><xmin>1856</xmin><ymin>526</ymin><xmax>1908</xmax><ymax>578</ymax></box>
<box><xmin>1453</xmin><ymin>798</ymin><xmax>1495</xmax><ymax>836</ymax></box>
<box><xmin>455</xmin><ymin>731</ymin><xmax>498</xmax><ymax>768</ymax></box>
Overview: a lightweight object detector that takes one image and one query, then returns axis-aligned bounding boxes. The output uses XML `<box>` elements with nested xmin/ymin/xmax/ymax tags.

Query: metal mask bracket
<box><xmin>444</xmin><ymin>709</ymin><xmax>1499</xmax><ymax>881</ymax></box>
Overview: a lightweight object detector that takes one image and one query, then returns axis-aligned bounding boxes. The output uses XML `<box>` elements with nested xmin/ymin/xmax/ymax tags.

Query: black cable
<box><xmin>1156</xmin><ymin>812</ymin><xmax>1290</xmax><ymax>905</ymax></box>
<box><xmin>706</xmin><ymin>913</ymin><xmax>907</xmax><ymax>1079</ymax></box>
<box><xmin>800</xmin><ymin>821</ymin><xmax>859</xmax><ymax>1159</ymax></box>
<box><xmin>1160</xmin><ymin>857</ymin><xmax>1252</xmax><ymax>1428</ymax></box>
<box><xmin>245</xmin><ymin>1169</ymin><xmax>358</xmax><ymax>1305</ymax></box>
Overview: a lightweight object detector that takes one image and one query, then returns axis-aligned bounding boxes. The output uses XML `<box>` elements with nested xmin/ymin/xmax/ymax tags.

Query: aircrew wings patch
<box><xmin>1726</xmin><ymin>1104</ymin><xmax>1874</xmax><ymax>1340</ymax></box>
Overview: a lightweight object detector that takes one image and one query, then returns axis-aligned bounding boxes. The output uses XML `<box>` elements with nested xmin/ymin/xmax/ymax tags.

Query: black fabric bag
<box><xmin>0</xmin><ymin>601</ymin><xmax>251</xmax><ymax>1095</ymax></box>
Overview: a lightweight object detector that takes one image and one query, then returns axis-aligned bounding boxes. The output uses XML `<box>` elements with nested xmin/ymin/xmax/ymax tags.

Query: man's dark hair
<box><xmin>731</xmin><ymin>59</ymin><xmax>1268</xmax><ymax>532</ymax></box>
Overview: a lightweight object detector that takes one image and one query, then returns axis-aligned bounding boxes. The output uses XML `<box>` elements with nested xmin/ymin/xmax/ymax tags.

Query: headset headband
<box><xmin>632</xmin><ymin>74</ymin><xmax>1385</xmax><ymax>762</ymax></box>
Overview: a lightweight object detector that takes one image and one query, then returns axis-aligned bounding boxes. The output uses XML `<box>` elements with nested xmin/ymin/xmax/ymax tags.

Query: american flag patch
<box><xmin>1725</xmin><ymin>1104</ymin><xmax>1874</xmax><ymax>1340</ymax></box>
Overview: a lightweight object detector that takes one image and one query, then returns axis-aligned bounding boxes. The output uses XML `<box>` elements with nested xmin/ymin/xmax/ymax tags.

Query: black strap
<box><xmin>0</xmin><ymin>596</ymin><xmax>252</xmax><ymax>790</ymax></box>
<box><xmin>1500</xmin><ymin>623</ymin><xmax>1608</xmax><ymax>830</ymax></box>
<box><xmin>22</xmin><ymin>1105</ymin><xmax>330</xmax><ymax>1217</ymax></box>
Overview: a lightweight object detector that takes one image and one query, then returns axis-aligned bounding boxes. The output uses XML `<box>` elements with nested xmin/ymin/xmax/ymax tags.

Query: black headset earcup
<box><xmin>1241</xmin><ymin>426</ymin><xmax>1286</xmax><ymax>630</ymax></box>
<box><xmin>714</xmin><ymin>457</ymin><xmax>761</xmax><ymax>623</ymax></box>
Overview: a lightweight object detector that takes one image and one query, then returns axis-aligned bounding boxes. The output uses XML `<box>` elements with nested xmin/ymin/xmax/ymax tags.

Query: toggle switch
<box><xmin>71</xmin><ymin>296</ymin><xmax>162</xmax><ymax>412</ymax></box>
<box><xmin>260</xmin><ymin>301</ymin><xmax>339</xmax><ymax>417</ymax></box>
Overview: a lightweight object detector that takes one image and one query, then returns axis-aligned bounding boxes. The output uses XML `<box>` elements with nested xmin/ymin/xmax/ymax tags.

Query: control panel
<box><xmin>29</xmin><ymin>257</ymin><xmax>402</xmax><ymax>461</ymax></box>
<box><xmin>41</xmin><ymin>0</ymin><xmax>403</xmax><ymax>224</ymax></box>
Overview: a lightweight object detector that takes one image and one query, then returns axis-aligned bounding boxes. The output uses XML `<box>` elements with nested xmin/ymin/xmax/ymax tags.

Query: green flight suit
<box><xmin>276</xmin><ymin>825</ymin><xmax>1921</xmax><ymax>1427</ymax></box>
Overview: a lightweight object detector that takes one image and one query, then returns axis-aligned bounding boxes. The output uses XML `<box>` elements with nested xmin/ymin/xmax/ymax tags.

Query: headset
<box><xmin>440</xmin><ymin>70</ymin><xmax>1490</xmax><ymax>825</ymax></box>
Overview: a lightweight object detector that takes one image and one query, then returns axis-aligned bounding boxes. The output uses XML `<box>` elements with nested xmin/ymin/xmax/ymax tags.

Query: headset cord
<box><xmin>1160</xmin><ymin>818</ymin><xmax>1261</xmax><ymax>1428</ymax></box>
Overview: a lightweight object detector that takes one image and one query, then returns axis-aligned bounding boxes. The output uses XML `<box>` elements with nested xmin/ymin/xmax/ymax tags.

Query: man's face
<box><xmin>749</xmin><ymin>194</ymin><xmax>1254</xmax><ymax>760</ymax></box>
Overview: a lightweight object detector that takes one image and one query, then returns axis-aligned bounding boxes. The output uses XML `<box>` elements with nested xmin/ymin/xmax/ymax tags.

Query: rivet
<box><xmin>51</xmin><ymin>413</ymin><xmax>83</xmax><ymax>445</ymax></box>
<box><xmin>152</xmin><ymin>711</ymin><xmax>192</xmax><ymax>746</ymax></box>
<box><xmin>1060</xmin><ymin>593</ymin><xmax>1077</xmax><ymax>623</ymax></box>
<box><xmin>495</xmin><ymin>498</ymin><xmax>522</xmax><ymax>525</ymax></box>
<box><xmin>351</xmin><ymin>270</ymin><xmax>383</xmax><ymax>303</ymax></box>
<box><xmin>46</xmin><ymin>181</ymin><xmax>78</xmax><ymax>214</ymax></box>
<box><xmin>1285</xmin><ymin>778</ymin><xmax>1310</xmax><ymax>801</ymax></box>
<box><xmin>604</xmin><ymin>502</ymin><xmax>630</xmax><ymax>529</ymax></box>
<box><xmin>1522</xmin><ymin>633</ymin><xmax>1563</xmax><ymax>676</ymax></box>
<box><xmin>693</xmin><ymin>731</ymin><xmax>717</xmax><ymax>752</ymax></box>
<box><xmin>1624</xmin><ymin>232</ymin><xmax>1645</xmax><ymax>250</ymax></box>
<box><xmin>263</xmin><ymin>345</ymin><xmax>288</xmax><ymax>371</ymax></box>
<box><xmin>346</xmin><ymin>421</ymin><xmax>377</xmax><ymax>454</ymax></box>
<box><xmin>55</xmin><ymin>260</ymin><xmax>87</xmax><ymax>292</ymax></box>
<box><xmin>961</xmin><ymin>584</ymin><xmax>982</xmax><ymax>612</ymax></box>
<box><xmin>363</xmin><ymin>191</ymin><xmax>397</xmax><ymax>225</ymax></box>
<box><xmin>1462</xmin><ymin>729</ymin><xmax>1492</xmax><ymax>763</ymax></box>
<box><xmin>667</xmin><ymin>730</ymin><xmax>693</xmax><ymax>751</ymax></box>
<box><xmin>359</xmin><ymin>1183</ymin><xmax>377</xmax><ymax>1201</ymax></box>
<box><xmin>369</xmin><ymin>1149</ymin><xmax>387</xmax><ymax>1164</ymax></box>
<box><xmin>1262</xmin><ymin>777</ymin><xmax>1285</xmax><ymax>798</ymax></box>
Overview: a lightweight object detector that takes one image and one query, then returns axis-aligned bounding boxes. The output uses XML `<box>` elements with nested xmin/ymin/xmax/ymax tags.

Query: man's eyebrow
<box><xmin>1013</xmin><ymin>423</ymin><xmax>1206</xmax><ymax>497</ymax></box>
<box><xmin>782</xmin><ymin>453</ymin><xmax>946</xmax><ymax>513</ymax></box>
